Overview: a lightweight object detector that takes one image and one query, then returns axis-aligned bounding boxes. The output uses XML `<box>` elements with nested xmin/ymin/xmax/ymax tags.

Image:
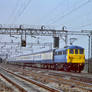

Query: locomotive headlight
<box><xmin>68</xmin><ymin>56</ymin><xmax>71</xmax><ymax>59</ymax></box>
<box><xmin>80</xmin><ymin>64</ymin><xmax>82</xmax><ymax>66</ymax></box>
<box><xmin>69</xmin><ymin>56</ymin><xmax>70</xmax><ymax>59</ymax></box>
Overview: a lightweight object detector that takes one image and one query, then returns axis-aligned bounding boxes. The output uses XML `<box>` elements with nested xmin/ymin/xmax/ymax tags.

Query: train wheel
<box><xmin>78</xmin><ymin>70</ymin><xmax>81</xmax><ymax>73</ymax></box>
<box><xmin>74</xmin><ymin>70</ymin><xmax>77</xmax><ymax>72</ymax></box>
<box><xmin>63</xmin><ymin>66</ymin><xmax>67</xmax><ymax>72</ymax></box>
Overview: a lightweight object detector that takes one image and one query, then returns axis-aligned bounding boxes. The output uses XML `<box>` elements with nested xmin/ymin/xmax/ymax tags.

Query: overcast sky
<box><xmin>0</xmin><ymin>0</ymin><xmax>92</xmax><ymax>30</ymax></box>
<box><xmin>0</xmin><ymin>0</ymin><xmax>92</xmax><ymax>58</ymax></box>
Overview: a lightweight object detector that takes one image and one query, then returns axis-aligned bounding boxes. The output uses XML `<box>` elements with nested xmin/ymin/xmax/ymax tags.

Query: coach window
<box><xmin>69</xmin><ymin>49</ymin><xmax>74</xmax><ymax>54</ymax></box>
<box><xmin>80</xmin><ymin>49</ymin><xmax>84</xmax><ymax>54</ymax></box>
<box><xmin>61</xmin><ymin>51</ymin><xmax>62</xmax><ymax>55</ymax></box>
<box><xmin>75</xmin><ymin>49</ymin><xmax>78</xmax><ymax>54</ymax></box>
<box><xmin>63</xmin><ymin>51</ymin><xmax>66</xmax><ymax>55</ymax></box>
<box><xmin>58</xmin><ymin>51</ymin><xmax>62</xmax><ymax>55</ymax></box>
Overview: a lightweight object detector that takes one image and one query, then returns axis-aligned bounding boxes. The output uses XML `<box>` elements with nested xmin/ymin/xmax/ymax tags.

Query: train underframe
<box><xmin>21</xmin><ymin>62</ymin><xmax>84</xmax><ymax>73</ymax></box>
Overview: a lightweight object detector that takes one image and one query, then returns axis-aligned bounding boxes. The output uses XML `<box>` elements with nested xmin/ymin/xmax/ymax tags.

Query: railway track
<box><xmin>0</xmin><ymin>64</ymin><xmax>92</xmax><ymax>92</ymax></box>
<box><xmin>22</xmin><ymin>69</ymin><xmax>92</xmax><ymax>92</ymax></box>
<box><xmin>27</xmin><ymin>66</ymin><xmax>92</xmax><ymax>84</ymax></box>
<box><xmin>30</xmin><ymin>68</ymin><xmax>92</xmax><ymax>90</ymax></box>
<box><xmin>0</xmin><ymin>66</ymin><xmax>62</xmax><ymax>92</ymax></box>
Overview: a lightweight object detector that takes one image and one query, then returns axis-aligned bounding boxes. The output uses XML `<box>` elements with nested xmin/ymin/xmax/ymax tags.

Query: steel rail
<box><xmin>0</xmin><ymin>72</ymin><xmax>27</xmax><ymax>92</ymax></box>
<box><xmin>23</xmin><ymin>67</ymin><xmax>92</xmax><ymax>92</ymax></box>
<box><xmin>0</xmin><ymin>66</ymin><xmax>61</xmax><ymax>92</ymax></box>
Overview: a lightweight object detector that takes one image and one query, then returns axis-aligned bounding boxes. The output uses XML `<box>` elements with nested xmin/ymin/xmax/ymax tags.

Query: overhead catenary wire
<box><xmin>43</xmin><ymin>0</ymin><xmax>83</xmax><ymax>24</ymax></box>
<box><xmin>39</xmin><ymin>0</ymin><xmax>64</xmax><ymax>23</ymax></box>
<box><xmin>48</xmin><ymin>0</ymin><xmax>92</xmax><ymax>25</ymax></box>
<box><xmin>12</xmin><ymin>0</ymin><xmax>32</xmax><ymax>24</ymax></box>
<box><xmin>16</xmin><ymin>0</ymin><xmax>32</xmax><ymax>18</ymax></box>
<box><xmin>67</xmin><ymin>22</ymin><xmax>92</xmax><ymax>30</ymax></box>
<box><xmin>79</xmin><ymin>23</ymin><xmax>92</xmax><ymax>27</ymax></box>
<box><xmin>6</xmin><ymin>0</ymin><xmax>20</xmax><ymax>24</ymax></box>
<box><xmin>7</xmin><ymin>0</ymin><xmax>26</xmax><ymax>24</ymax></box>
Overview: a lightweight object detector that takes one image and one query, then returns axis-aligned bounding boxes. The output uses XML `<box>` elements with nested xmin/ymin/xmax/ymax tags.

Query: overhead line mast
<box><xmin>0</xmin><ymin>24</ymin><xmax>92</xmax><ymax>58</ymax></box>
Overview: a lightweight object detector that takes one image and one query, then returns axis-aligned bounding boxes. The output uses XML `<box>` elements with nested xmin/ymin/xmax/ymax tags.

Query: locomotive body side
<box><xmin>54</xmin><ymin>48</ymin><xmax>67</xmax><ymax>63</ymax></box>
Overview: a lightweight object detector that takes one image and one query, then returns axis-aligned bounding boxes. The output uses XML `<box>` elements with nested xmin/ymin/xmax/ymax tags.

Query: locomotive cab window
<box><xmin>58</xmin><ymin>51</ymin><xmax>62</xmax><ymax>55</ymax></box>
<box><xmin>75</xmin><ymin>49</ymin><xmax>78</xmax><ymax>54</ymax></box>
<box><xmin>69</xmin><ymin>49</ymin><xmax>74</xmax><ymax>54</ymax></box>
<box><xmin>80</xmin><ymin>49</ymin><xmax>84</xmax><ymax>54</ymax></box>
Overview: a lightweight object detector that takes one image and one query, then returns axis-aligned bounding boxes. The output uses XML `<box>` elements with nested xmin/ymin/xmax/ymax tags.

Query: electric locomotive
<box><xmin>8</xmin><ymin>45</ymin><xmax>85</xmax><ymax>72</ymax></box>
<box><xmin>55</xmin><ymin>46</ymin><xmax>85</xmax><ymax>72</ymax></box>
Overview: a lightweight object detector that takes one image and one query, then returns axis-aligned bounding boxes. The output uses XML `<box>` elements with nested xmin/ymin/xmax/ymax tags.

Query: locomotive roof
<box><xmin>55</xmin><ymin>45</ymin><xmax>84</xmax><ymax>52</ymax></box>
<box><xmin>67</xmin><ymin>45</ymin><xmax>84</xmax><ymax>49</ymax></box>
